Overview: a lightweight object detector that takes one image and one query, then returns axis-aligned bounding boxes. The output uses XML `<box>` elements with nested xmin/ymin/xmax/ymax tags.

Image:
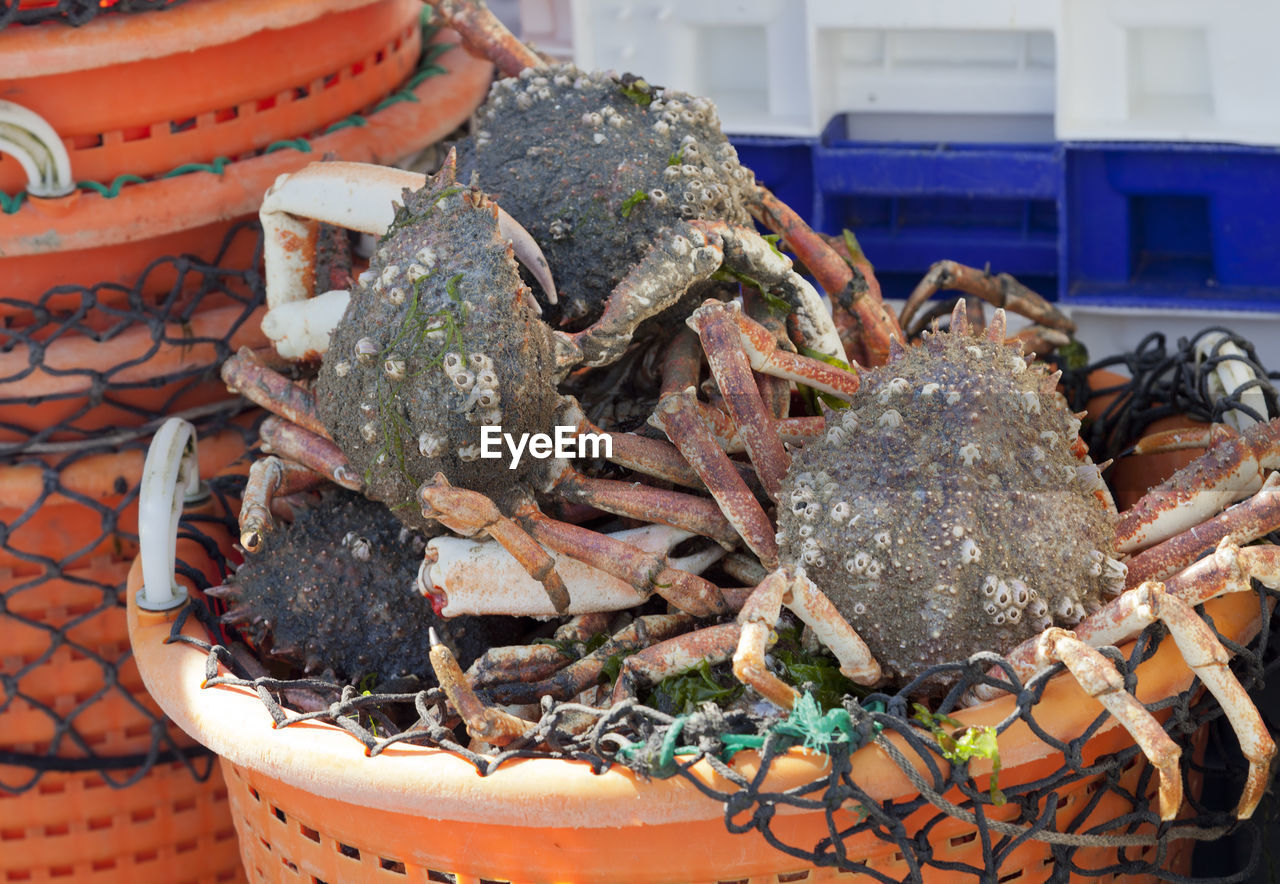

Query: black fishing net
<box><xmin>165</xmin><ymin>325</ymin><xmax>1279</xmax><ymax>882</ymax></box>
<box><xmin>0</xmin><ymin>220</ymin><xmax>264</xmax><ymax>456</ymax></box>
<box><xmin>0</xmin><ymin>222</ymin><xmax>264</xmax><ymax>793</ymax></box>
<box><xmin>0</xmin><ymin>0</ymin><xmax>189</xmax><ymax>28</ymax></box>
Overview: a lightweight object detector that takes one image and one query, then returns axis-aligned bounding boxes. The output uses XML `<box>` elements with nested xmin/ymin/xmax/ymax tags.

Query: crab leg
<box><xmin>989</xmin><ymin>543</ymin><xmax>1280</xmax><ymax>690</ymax></box>
<box><xmin>221</xmin><ymin>348</ymin><xmax>329</xmax><ymax>438</ymax></box>
<box><xmin>1034</xmin><ymin>628</ymin><xmax>1183</xmax><ymax>821</ymax></box>
<box><xmin>697</xmin><ymin>404</ymin><xmax>824</xmax><ymax>454</ymax></box>
<box><xmin>687</xmin><ymin>303</ymin><xmax>790</xmax><ymax>501</ymax></box>
<box><xmin>687</xmin><ymin>219</ymin><xmax>844</xmax><ymax>362</ymax></box>
<box><xmin>513</xmin><ymin>503</ymin><xmax>731</xmax><ymax>618</ymax></box>
<box><xmin>430</xmin><ymin>628</ymin><xmax>534</xmax><ymax>746</ymax></box>
<box><xmin>492</xmin><ymin>614</ymin><xmax>697</xmax><ymax>705</ymax></box>
<box><xmin>425</xmin><ymin>0</ymin><xmax>545</xmax><ymax>78</ymax></box>
<box><xmin>1124</xmin><ymin>473</ymin><xmax>1280</xmax><ymax>587</ymax></box>
<box><xmin>592</xmin><ymin>429</ymin><xmax>706</xmax><ymax>489</ymax></box>
<box><xmin>1116</xmin><ymin>418</ymin><xmax>1280</xmax><ymax>553</ymax></box>
<box><xmin>564</xmin><ymin>218</ymin><xmax>845</xmax><ymax>373</ymax></box>
<box><xmin>690</xmin><ymin>300</ymin><xmax>861</xmax><ymax>400</ymax></box>
<box><xmin>1079</xmin><ymin>580</ymin><xmax>1274</xmax><ymax>818</ymax></box>
<box><xmin>674</xmin><ymin>299</ymin><xmax>858</xmax><ymax>506</ymax></box>
<box><xmin>467</xmin><ymin>613</ymin><xmax>612</xmax><ymax>688</ymax></box>
<box><xmin>746</xmin><ymin>187</ymin><xmax>900</xmax><ymax>367</ymax></box>
<box><xmin>651</xmin><ymin>388</ymin><xmax>778</xmax><ymax>568</ymax></box>
<box><xmin>239</xmin><ymin>456</ymin><xmax>330</xmax><ymax>553</ymax></box>
<box><xmin>419</xmin><ymin>473</ymin><xmax>571</xmax><ymax>614</ymax></box>
<box><xmin>609</xmin><ymin>622</ymin><xmax>743</xmax><ymax>705</ymax></box>
<box><xmin>555</xmin><ymin>471</ymin><xmax>740</xmax><ymax>549</ymax></box>
<box><xmin>258</xmin><ymin>416</ymin><xmax>363</xmax><ymax>492</ymax></box>
<box><xmin>736</xmin><ymin>569</ymin><xmax>882</xmax><ymax>709</ymax></box>
<box><xmin>980</xmin><ymin>542</ymin><xmax>1279</xmax><ymax>818</ymax></box>
<box><xmin>423</xmin><ymin>523</ymin><xmax>724</xmax><ymax>618</ymax></box>
<box><xmin>900</xmin><ymin>261</ymin><xmax>1075</xmax><ymax>340</ymax></box>
<box><xmin>741</xmin><ymin>287</ymin><xmax>793</xmax><ymax>421</ymax></box>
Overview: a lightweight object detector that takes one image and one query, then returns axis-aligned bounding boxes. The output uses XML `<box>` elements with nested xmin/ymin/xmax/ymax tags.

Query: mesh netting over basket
<box><xmin>0</xmin><ymin>221</ymin><xmax>265</xmax><ymax>455</ymax></box>
<box><xmin>0</xmin><ymin>0</ymin><xmax>188</xmax><ymax>28</ymax></box>
<box><xmin>0</xmin><ymin>222</ymin><xmax>264</xmax><ymax>793</ymax></box>
<box><xmin>168</xmin><ymin>328</ymin><xmax>1279</xmax><ymax>882</ymax></box>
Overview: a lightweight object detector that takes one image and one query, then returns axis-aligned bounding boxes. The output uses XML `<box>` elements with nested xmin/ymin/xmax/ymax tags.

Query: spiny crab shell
<box><xmin>314</xmin><ymin>163</ymin><xmax>566</xmax><ymax>531</ymax></box>
<box><xmin>223</xmin><ymin>489</ymin><xmax>497</xmax><ymax>684</ymax></box>
<box><xmin>457</xmin><ymin>63</ymin><xmax>758</xmax><ymax>329</ymax></box>
<box><xmin>777</xmin><ymin>328</ymin><xmax>1125</xmax><ymax>692</ymax></box>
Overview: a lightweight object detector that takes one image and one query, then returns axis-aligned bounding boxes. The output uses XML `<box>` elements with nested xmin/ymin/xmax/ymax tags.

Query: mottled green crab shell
<box><xmin>315</xmin><ymin>168</ymin><xmax>564</xmax><ymax>531</ymax></box>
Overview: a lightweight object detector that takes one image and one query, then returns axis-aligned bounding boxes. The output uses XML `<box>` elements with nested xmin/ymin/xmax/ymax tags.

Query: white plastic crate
<box><xmin>510</xmin><ymin>0</ymin><xmax>575</xmax><ymax>60</ymax></box>
<box><xmin>1055</xmin><ymin>0</ymin><xmax>1280</xmax><ymax>146</ymax></box>
<box><xmin>539</xmin><ymin>0</ymin><xmax>1058</xmax><ymax>139</ymax></box>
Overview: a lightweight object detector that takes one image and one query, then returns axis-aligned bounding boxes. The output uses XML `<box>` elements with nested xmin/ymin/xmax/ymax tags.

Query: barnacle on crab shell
<box><xmin>218</xmin><ymin>489</ymin><xmax>507</xmax><ymax>686</ymax></box>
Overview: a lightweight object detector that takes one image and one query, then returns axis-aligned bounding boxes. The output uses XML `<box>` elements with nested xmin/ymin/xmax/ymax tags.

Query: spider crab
<box><xmin>430</xmin><ymin>302</ymin><xmax>1279</xmax><ymax>822</ymax></box>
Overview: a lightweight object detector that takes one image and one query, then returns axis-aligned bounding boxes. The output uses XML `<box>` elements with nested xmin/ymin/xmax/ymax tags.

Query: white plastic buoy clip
<box><xmin>1195</xmin><ymin>332</ymin><xmax>1271</xmax><ymax>431</ymax></box>
<box><xmin>0</xmin><ymin>100</ymin><xmax>74</xmax><ymax>198</ymax></box>
<box><xmin>137</xmin><ymin>418</ymin><xmax>202</xmax><ymax>611</ymax></box>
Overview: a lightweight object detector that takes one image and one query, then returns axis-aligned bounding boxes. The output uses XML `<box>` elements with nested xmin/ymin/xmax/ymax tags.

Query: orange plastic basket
<box><xmin>1</xmin><ymin>430</ymin><xmax>250</xmax><ymax>884</ymax></box>
<box><xmin>0</xmin><ymin>0</ymin><xmax>422</xmax><ymax>189</ymax></box>
<box><xmin>122</xmin><ymin>416</ymin><xmax>1262</xmax><ymax>884</ymax></box>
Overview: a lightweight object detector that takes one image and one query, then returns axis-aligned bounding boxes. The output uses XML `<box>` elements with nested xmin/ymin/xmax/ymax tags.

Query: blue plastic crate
<box><xmin>733</xmin><ymin>132</ymin><xmax>1280</xmax><ymax>313</ymax></box>
<box><xmin>1062</xmin><ymin>142</ymin><xmax>1280</xmax><ymax>311</ymax></box>
<box><xmin>736</xmin><ymin>120</ymin><xmax>1064</xmax><ymax>302</ymax></box>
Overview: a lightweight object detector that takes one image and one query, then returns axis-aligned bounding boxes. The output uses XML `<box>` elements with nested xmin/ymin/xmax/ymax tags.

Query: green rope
<box><xmin>614</xmin><ymin>695</ymin><xmax>886</xmax><ymax>778</ymax></box>
<box><xmin>322</xmin><ymin>115</ymin><xmax>368</xmax><ymax>135</ymax></box>
<box><xmin>76</xmin><ymin>174</ymin><xmax>147</xmax><ymax>198</ymax></box>
<box><xmin>262</xmin><ymin>138</ymin><xmax>314</xmax><ymax>154</ymax></box>
<box><xmin>1</xmin><ymin>191</ymin><xmax>26</xmax><ymax>214</ymax></box>
<box><xmin>161</xmin><ymin>157</ymin><xmax>231</xmax><ymax>178</ymax></box>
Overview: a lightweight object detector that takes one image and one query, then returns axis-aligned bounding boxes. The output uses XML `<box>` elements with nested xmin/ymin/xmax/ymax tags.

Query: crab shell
<box><xmin>776</xmin><ymin>330</ymin><xmax>1123</xmax><ymax>692</ymax></box>
<box><xmin>222</xmin><ymin>489</ymin><xmax>501</xmax><ymax>684</ymax></box>
<box><xmin>457</xmin><ymin>63</ymin><xmax>758</xmax><ymax>330</ymax></box>
<box><xmin>314</xmin><ymin>165</ymin><xmax>566</xmax><ymax>531</ymax></box>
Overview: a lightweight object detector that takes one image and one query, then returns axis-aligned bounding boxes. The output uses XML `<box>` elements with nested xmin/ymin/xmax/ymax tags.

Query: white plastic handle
<box><xmin>0</xmin><ymin>100</ymin><xmax>74</xmax><ymax>198</ymax></box>
<box><xmin>138</xmin><ymin>418</ymin><xmax>202</xmax><ymax>611</ymax></box>
<box><xmin>1195</xmin><ymin>332</ymin><xmax>1271</xmax><ymax>431</ymax></box>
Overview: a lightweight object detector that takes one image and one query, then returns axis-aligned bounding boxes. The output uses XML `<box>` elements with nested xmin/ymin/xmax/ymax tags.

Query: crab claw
<box><xmin>421</xmin><ymin>524</ymin><xmax>725</xmax><ymax>617</ymax></box>
<box><xmin>258</xmin><ymin>157</ymin><xmax>557</xmax><ymax>357</ymax></box>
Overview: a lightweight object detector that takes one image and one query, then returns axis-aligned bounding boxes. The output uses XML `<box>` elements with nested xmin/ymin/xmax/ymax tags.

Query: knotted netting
<box><xmin>0</xmin><ymin>221</ymin><xmax>264</xmax><ymax>794</ymax></box>
<box><xmin>159</xmin><ymin>324</ymin><xmax>1279</xmax><ymax>882</ymax></box>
